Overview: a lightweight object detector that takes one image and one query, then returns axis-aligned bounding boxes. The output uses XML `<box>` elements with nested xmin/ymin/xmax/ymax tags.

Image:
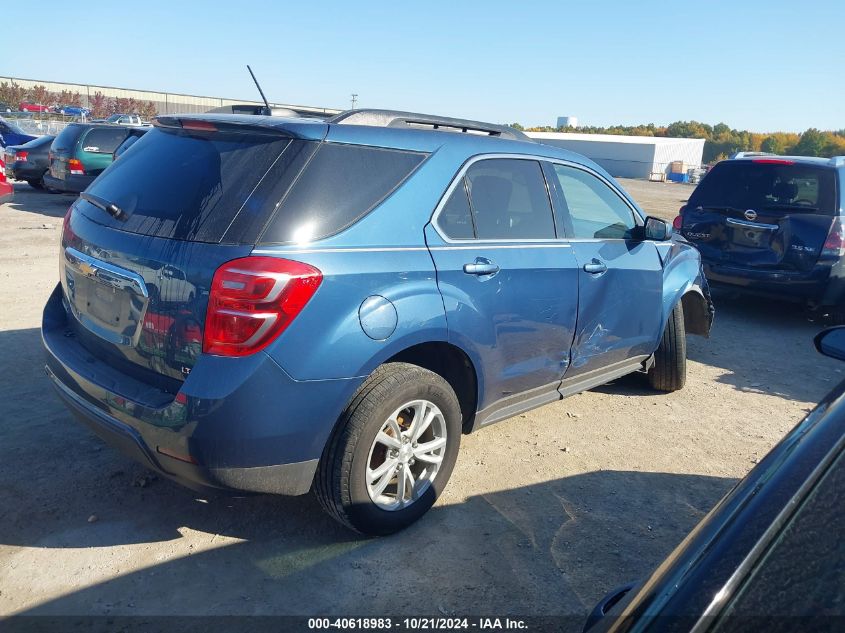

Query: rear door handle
<box><xmin>583</xmin><ymin>260</ymin><xmax>607</xmax><ymax>274</ymax></box>
<box><xmin>463</xmin><ymin>261</ymin><xmax>500</xmax><ymax>275</ymax></box>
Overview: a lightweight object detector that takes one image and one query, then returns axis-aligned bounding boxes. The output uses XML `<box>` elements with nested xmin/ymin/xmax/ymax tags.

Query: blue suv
<box><xmin>42</xmin><ymin>110</ymin><xmax>713</xmax><ymax>534</ymax></box>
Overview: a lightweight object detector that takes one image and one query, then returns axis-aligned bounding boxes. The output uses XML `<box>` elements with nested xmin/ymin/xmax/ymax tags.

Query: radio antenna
<box><xmin>247</xmin><ymin>65</ymin><xmax>271</xmax><ymax>114</ymax></box>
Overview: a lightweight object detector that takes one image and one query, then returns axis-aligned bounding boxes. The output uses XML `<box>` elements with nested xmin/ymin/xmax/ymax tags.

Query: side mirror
<box><xmin>644</xmin><ymin>216</ymin><xmax>672</xmax><ymax>241</ymax></box>
<box><xmin>814</xmin><ymin>326</ymin><xmax>845</xmax><ymax>361</ymax></box>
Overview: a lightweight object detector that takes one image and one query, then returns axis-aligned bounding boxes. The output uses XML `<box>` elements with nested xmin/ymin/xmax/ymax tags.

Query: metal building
<box><xmin>0</xmin><ymin>76</ymin><xmax>340</xmax><ymax>117</ymax></box>
<box><xmin>526</xmin><ymin>131</ymin><xmax>705</xmax><ymax>179</ymax></box>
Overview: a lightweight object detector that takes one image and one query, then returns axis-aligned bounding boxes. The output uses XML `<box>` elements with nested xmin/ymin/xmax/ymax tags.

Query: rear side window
<box><xmin>81</xmin><ymin>127</ymin><xmax>296</xmax><ymax>243</ymax></box>
<box><xmin>691</xmin><ymin>162</ymin><xmax>838</xmax><ymax>215</ymax></box>
<box><xmin>81</xmin><ymin>128</ymin><xmax>129</xmax><ymax>154</ymax></box>
<box><xmin>439</xmin><ymin>179</ymin><xmax>475</xmax><ymax>239</ymax></box>
<box><xmin>259</xmin><ymin>143</ymin><xmax>426</xmax><ymax>244</ymax></box>
<box><xmin>553</xmin><ymin>165</ymin><xmax>637</xmax><ymax>239</ymax></box>
<box><xmin>464</xmin><ymin>158</ymin><xmax>556</xmax><ymax>240</ymax></box>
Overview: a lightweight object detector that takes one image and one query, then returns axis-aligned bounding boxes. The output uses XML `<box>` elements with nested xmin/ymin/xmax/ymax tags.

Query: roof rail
<box><xmin>831</xmin><ymin>156</ymin><xmax>845</xmax><ymax>167</ymax></box>
<box><xmin>329</xmin><ymin>109</ymin><xmax>530</xmax><ymax>141</ymax></box>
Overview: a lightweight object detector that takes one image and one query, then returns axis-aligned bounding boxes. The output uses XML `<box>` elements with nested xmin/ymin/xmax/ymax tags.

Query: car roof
<box><xmin>165</xmin><ymin>111</ymin><xmax>611</xmax><ymax>176</ymax></box>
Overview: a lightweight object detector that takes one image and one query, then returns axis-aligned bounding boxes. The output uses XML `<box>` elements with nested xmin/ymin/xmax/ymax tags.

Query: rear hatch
<box><xmin>60</xmin><ymin>119</ymin><xmax>324</xmax><ymax>392</ymax></box>
<box><xmin>49</xmin><ymin>123</ymin><xmax>88</xmax><ymax>181</ymax></box>
<box><xmin>682</xmin><ymin>160</ymin><xmax>839</xmax><ymax>272</ymax></box>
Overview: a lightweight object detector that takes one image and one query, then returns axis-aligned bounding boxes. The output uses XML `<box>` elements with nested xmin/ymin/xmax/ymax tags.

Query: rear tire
<box><xmin>27</xmin><ymin>179</ymin><xmax>44</xmax><ymax>190</ymax></box>
<box><xmin>648</xmin><ymin>302</ymin><xmax>686</xmax><ymax>392</ymax></box>
<box><xmin>315</xmin><ymin>362</ymin><xmax>462</xmax><ymax>535</ymax></box>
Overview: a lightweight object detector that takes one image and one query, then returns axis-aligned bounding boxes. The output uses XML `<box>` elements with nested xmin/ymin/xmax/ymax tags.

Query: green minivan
<box><xmin>45</xmin><ymin>123</ymin><xmax>147</xmax><ymax>193</ymax></box>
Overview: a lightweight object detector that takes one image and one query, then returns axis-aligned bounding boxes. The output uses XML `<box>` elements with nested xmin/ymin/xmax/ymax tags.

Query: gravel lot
<box><xmin>0</xmin><ymin>178</ymin><xmax>838</xmax><ymax>623</ymax></box>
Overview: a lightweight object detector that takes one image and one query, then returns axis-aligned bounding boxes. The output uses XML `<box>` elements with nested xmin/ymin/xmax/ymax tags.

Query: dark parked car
<box><xmin>676</xmin><ymin>155</ymin><xmax>845</xmax><ymax>316</ymax></box>
<box><xmin>112</xmin><ymin>127</ymin><xmax>148</xmax><ymax>160</ymax></box>
<box><xmin>42</xmin><ymin>110</ymin><xmax>713</xmax><ymax>535</ymax></box>
<box><xmin>585</xmin><ymin>326</ymin><xmax>845</xmax><ymax>632</ymax></box>
<box><xmin>0</xmin><ymin>116</ymin><xmax>37</xmax><ymax>147</ymax></box>
<box><xmin>4</xmin><ymin>135</ymin><xmax>55</xmax><ymax>189</ymax></box>
<box><xmin>44</xmin><ymin>123</ymin><xmax>141</xmax><ymax>193</ymax></box>
<box><xmin>0</xmin><ymin>102</ymin><xmax>12</xmax><ymax>113</ymax></box>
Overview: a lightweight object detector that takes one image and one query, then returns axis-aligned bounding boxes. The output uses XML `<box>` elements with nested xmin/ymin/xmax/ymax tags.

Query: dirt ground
<box><xmin>0</xmin><ymin>178</ymin><xmax>839</xmax><ymax>624</ymax></box>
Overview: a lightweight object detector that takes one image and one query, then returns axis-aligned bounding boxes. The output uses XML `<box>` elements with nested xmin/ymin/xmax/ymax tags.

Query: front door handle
<box><xmin>463</xmin><ymin>260</ymin><xmax>500</xmax><ymax>275</ymax></box>
<box><xmin>583</xmin><ymin>260</ymin><xmax>607</xmax><ymax>274</ymax></box>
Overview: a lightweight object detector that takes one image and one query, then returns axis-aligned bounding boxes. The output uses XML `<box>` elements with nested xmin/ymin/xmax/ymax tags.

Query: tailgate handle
<box><xmin>726</xmin><ymin>217</ymin><xmax>778</xmax><ymax>231</ymax></box>
<box><xmin>64</xmin><ymin>247</ymin><xmax>149</xmax><ymax>298</ymax></box>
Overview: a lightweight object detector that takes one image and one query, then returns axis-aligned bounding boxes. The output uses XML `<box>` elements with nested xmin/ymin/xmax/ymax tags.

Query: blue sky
<box><xmin>3</xmin><ymin>0</ymin><xmax>842</xmax><ymax>132</ymax></box>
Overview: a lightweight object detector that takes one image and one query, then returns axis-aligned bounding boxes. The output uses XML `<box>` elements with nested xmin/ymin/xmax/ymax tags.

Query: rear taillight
<box><xmin>673</xmin><ymin>205</ymin><xmax>686</xmax><ymax>230</ymax></box>
<box><xmin>821</xmin><ymin>218</ymin><xmax>845</xmax><ymax>259</ymax></box>
<box><xmin>204</xmin><ymin>256</ymin><xmax>322</xmax><ymax>357</ymax></box>
<box><xmin>15</xmin><ymin>151</ymin><xmax>28</xmax><ymax>163</ymax></box>
<box><xmin>68</xmin><ymin>158</ymin><xmax>85</xmax><ymax>175</ymax></box>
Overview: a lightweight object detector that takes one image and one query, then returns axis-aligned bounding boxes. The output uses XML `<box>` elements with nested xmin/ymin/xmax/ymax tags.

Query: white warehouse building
<box><xmin>526</xmin><ymin>132</ymin><xmax>706</xmax><ymax>179</ymax></box>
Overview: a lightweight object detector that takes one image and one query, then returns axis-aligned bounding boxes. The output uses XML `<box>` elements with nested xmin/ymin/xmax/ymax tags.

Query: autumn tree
<box><xmin>27</xmin><ymin>84</ymin><xmax>55</xmax><ymax>106</ymax></box>
<box><xmin>90</xmin><ymin>92</ymin><xmax>109</xmax><ymax>118</ymax></box>
<box><xmin>138</xmin><ymin>101</ymin><xmax>159</xmax><ymax>120</ymax></box>
<box><xmin>57</xmin><ymin>90</ymin><xmax>82</xmax><ymax>107</ymax></box>
<box><xmin>0</xmin><ymin>81</ymin><xmax>28</xmax><ymax>107</ymax></box>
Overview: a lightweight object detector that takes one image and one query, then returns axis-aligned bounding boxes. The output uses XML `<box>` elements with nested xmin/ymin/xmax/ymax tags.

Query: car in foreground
<box><xmin>676</xmin><ymin>155</ymin><xmax>845</xmax><ymax>316</ymax></box>
<box><xmin>19</xmin><ymin>101</ymin><xmax>51</xmax><ymax>113</ymax></box>
<box><xmin>42</xmin><ymin>109</ymin><xmax>713</xmax><ymax>535</ymax></box>
<box><xmin>44</xmin><ymin>123</ymin><xmax>141</xmax><ymax>193</ymax></box>
<box><xmin>3</xmin><ymin>134</ymin><xmax>54</xmax><ymax>189</ymax></box>
<box><xmin>0</xmin><ymin>116</ymin><xmax>37</xmax><ymax>147</ymax></box>
<box><xmin>584</xmin><ymin>326</ymin><xmax>845</xmax><ymax>632</ymax></box>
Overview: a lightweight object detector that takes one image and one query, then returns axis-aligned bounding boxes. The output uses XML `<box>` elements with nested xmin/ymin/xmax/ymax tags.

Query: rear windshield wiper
<box><xmin>80</xmin><ymin>192</ymin><xmax>125</xmax><ymax>220</ymax></box>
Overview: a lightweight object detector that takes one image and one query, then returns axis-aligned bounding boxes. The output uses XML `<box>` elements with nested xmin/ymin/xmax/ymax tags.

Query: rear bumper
<box><xmin>42</xmin><ymin>284</ymin><xmax>362</xmax><ymax>495</ymax></box>
<box><xmin>44</xmin><ymin>172</ymin><xmax>93</xmax><ymax>194</ymax></box>
<box><xmin>7</xmin><ymin>163</ymin><xmax>46</xmax><ymax>182</ymax></box>
<box><xmin>703</xmin><ymin>261</ymin><xmax>845</xmax><ymax>305</ymax></box>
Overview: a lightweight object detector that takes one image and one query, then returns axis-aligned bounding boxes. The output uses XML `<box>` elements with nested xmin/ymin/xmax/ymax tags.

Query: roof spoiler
<box><xmin>330</xmin><ymin>109</ymin><xmax>530</xmax><ymax>141</ymax></box>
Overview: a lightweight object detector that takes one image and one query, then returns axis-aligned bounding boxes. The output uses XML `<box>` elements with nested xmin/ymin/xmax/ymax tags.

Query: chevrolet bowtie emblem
<box><xmin>79</xmin><ymin>262</ymin><xmax>96</xmax><ymax>277</ymax></box>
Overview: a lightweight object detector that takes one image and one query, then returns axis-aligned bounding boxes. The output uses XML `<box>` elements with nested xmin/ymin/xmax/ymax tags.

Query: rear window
<box><xmin>52</xmin><ymin>124</ymin><xmax>85</xmax><ymax>152</ymax></box>
<box><xmin>80</xmin><ymin>127</ymin><xmax>296</xmax><ymax>242</ymax></box>
<box><xmin>258</xmin><ymin>143</ymin><xmax>426</xmax><ymax>244</ymax></box>
<box><xmin>691</xmin><ymin>161</ymin><xmax>838</xmax><ymax>215</ymax></box>
<box><xmin>80</xmin><ymin>130</ymin><xmax>425</xmax><ymax>244</ymax></box>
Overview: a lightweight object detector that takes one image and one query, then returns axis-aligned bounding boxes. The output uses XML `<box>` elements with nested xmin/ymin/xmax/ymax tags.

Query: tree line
<box><xmin>511</xmin><ymin>121</ymin><xmax>845</xmax><ymax>163</ymax></box>
<box><xmin>0</xmin><ymin>81</ymin><xmax>158</xmax><ymax>120</ymax></box>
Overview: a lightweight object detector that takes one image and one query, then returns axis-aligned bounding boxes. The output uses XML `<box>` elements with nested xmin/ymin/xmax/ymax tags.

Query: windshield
<box><xmin>691</xmin><ymin>161</ymin><xmax>838</xmax><ymax>215</ymax></box>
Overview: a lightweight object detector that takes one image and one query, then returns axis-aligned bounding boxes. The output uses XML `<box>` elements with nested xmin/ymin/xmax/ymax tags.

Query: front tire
<box><xmin>315</xmin><ymin>363</ymin><xmax>462</xmax><ymax>535</ymax></box>
<box><xmin>648</xmin><ymin>302</ymin><xmax>686</xmax><ymax>392</ymax></box>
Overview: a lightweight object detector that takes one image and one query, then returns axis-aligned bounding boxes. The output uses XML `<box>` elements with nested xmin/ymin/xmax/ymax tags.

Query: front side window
<box><xmin>464</xmin><ymin>158</ymin><xmax>555</xmax><ymax>240</ymax></box>
<box><xmin>553</xmin><ymin>165</ymin><xmax>637</xmax><ymax>239</ymax></box>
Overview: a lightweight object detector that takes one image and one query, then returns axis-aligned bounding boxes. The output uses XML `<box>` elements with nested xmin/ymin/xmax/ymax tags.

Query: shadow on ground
<box><xmin>0</xmin><ymin>328</ymin><xmax>735</xmax><ymax>619</ymax></box>
<box><xmin>6</xmin><ymin>181</ymin><xmax>75</xmax><ymax>219</ymax></box>
<box><xmin>596</xmin><ymin>288</ymin><xmax>838</xmax><ymax>404</ymax></box>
